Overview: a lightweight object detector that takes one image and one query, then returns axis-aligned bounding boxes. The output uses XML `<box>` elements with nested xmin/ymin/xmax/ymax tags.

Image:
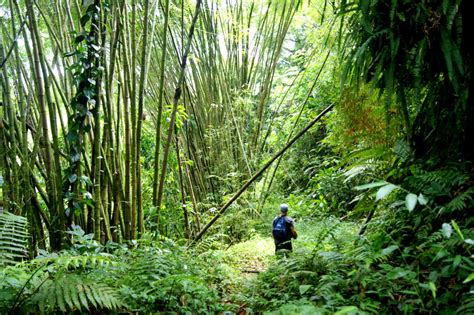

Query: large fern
<box><xmin>27</xmin><ymin>273</ymin><xmax>124</xmax><ymax>313</ymax></box>
<box><xmin>0</xmin><ymin>212</ymin><xmax>29</xmax><ymax>266</ymax></box>
<box><xmin>5</xmin><ymin>253</ymin><xmax>125</xmax><ymax>313</ymax></box>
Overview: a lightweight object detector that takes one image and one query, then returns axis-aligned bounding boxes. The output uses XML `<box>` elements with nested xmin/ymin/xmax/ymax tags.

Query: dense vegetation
<box><xmin>1</xmin><ymin>0</ymin><xmax>473</xmax><ymax>313</ymax></box>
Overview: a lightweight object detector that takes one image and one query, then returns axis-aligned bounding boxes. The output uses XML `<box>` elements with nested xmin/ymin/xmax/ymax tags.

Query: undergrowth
<box><xmin>238</xmin><ymin>162</ymin><xmax>474</xmax><ymax>314</ymax></box>
<box><xmin>0</xmin><ymin>228</ymin><xmax>237</xmax><ymax>314</ymax></box>
<box><xmin>1</xmin><ymin>164</ymin><xmax>473</xmax><ymax>314</ymax></box>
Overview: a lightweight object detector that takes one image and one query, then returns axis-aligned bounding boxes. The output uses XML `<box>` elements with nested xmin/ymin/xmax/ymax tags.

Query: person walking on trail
<box><xmin>272</xmin><ymin>203</ymin><xmax>297</xmax><ymax>253</ymax></box>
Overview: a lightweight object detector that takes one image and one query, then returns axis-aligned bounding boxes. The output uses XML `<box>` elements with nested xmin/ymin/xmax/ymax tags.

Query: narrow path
<box><xmin>224</xmin><ymin>219</ymin><xmax>327</xmax><ymax>281</ymax></box>
<box><xmin>226</xmin><ymin>236</ymin><xmax>275</xmax><ymax>276</ymax></box>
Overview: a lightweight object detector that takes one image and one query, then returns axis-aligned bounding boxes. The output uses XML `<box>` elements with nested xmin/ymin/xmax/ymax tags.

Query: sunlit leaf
<box><xmin>442</xmin><ymin>223</ymin><xmax>452</xmax><ymax>238</ymax></box>
<box><xmin>405</xmin><ymin>193</ymin><xmax>417</xmax><ymax>211</ymax></box>
<box><xmin>376</xmin><ymin>184</ymin><xmax>398</xmax><ymax>200</ymax></box>
<box><xmin>463</xmin><ymin>273</ymin><xmax>474</xmax><ymax>284</ymax></box>
<box><xmin>335</xmin><ymin>306</ymin><xmax>359</xmax><ymax>315</ymax></box>
<box><xmin>418</xmin><ymin>194</ymin><xmax>428</xmax><ymax>205</ymax></box>
<box><xmin>381</xmin><ymin>245</ymin><xmax>398</xmax><ymax>256</ymax></box>
<box><xmin>354</xmin><ymin>181</ymin><xmax>387</xmax><ymax>191</ymax></box>
<box><xmin>299</xmin><ymin>284</ymin><xmax>312</xmax><ymax>295</ymax></box>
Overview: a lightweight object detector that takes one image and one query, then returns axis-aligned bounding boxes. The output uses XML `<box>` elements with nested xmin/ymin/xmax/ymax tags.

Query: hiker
<box><xmin>272</xmin><ymin>203</ymin><xmax>297</xmax><ymax>253</ymax></box>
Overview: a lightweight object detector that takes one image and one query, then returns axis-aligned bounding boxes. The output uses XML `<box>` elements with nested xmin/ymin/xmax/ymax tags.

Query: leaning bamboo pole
<box><xmin>190</xmin><ymin>103</ymin><xmax>335</xmax><ymax>245</ymax></box>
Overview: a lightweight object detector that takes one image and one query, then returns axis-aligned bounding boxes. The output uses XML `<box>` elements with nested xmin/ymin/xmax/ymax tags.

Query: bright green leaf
<box><xmin>429</xmin><ymin>282</ymin><xmax>437</xmax><ymax>299</ymax></box>
<box><xmin>451</xmin><ymin>220</ymin><xmax>464</xmax><ymax>240</ymax></box>
<box><xmin>381</xmin><ymin>245</ymin><xmax>399</xmax><ymax>256</ymax></box>
<box><xmin>335</xmin><ymin>306</ymin><xmax>359</xmax><ymax>315</ymax></box>
<box><xmin>354</xmin><ymin>181</ymin><xmax>387</xmax><ymax>191</ymax></box>
<box><xmin>463</xmin><ymin>273</ymin><xmax>474</xmax><ymax>284</ymax></box>
<box><xmin>299</xmin><ymin>284</ymin><xmax>312</xmax><ymax>295</ymax></box>
<box><xmin>405</xmin><ymin>193</ymin><xmax>418</xmax><ymax>211</ymax></box>
<box><xmin>442</xmin><ymin>223</ymin><xmax>452</xmax><ymax>238</ymax></box>
<box><xmin>418</xmin><ymin>193</ymin><xmax>428</xmax><ymax>205</ymax></box>
<box><xmin>376</xmin><ymin>184</ymin><xmax>398</xmax><ymax>201</ymax></box>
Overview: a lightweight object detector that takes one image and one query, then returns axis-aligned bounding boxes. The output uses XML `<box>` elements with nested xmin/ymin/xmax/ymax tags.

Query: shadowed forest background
<box><xmin>1</xmin><ymin>0</ymin><xmax>473</xmax><ymax>313</ymax></box>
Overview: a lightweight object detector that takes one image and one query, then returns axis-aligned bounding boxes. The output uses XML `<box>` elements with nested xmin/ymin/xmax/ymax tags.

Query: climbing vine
<box><xmin>63</xmin><ymin>1</ymin><xmax>106</xmax><ymax>226</ymax></box>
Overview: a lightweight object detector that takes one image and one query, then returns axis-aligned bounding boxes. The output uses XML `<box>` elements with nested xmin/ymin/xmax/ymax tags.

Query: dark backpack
<box><xmin>272</xmin><ymin>216</ymin><xmax>288</xmax><ymax>241</ymax></box>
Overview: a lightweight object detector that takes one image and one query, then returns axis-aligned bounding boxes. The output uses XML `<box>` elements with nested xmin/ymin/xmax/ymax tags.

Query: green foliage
<box><xmin>29</xmin><ymin>273</ymin><xmax>123</xmax><ymax>313</ymax></box>
<box><xmin>340</xmin><ymin>0</ymin><xmax>473</xmax><ymax>162</ymax></box>
<box><xmin>308</xmin><ymin>166</ymin><xmax>355</xmax><ymax>215</ymax></box>
<box><xmin>1</xmin><ymin>252</ymin><xmax>123</xmax><ymax>314</ymax></box>
<box><xmin>63</xmin><ymin>0</ymin><xmax>108</xmax><ymax>219</ymax></box>
<box><xmin>325</xmin><ymin>86</ymin><xmax>400</xmax><ymax>153</ymax></box>
<box><xmin>240</xmin><ymin>217</ymin><xmax>355</xmax><ymax>312</ymax></box>
<box><xmin>0</xmin><ymin>229</ymin><xmax>237</xmax><ymax>314</ymax></box>
<box><xmin>0</xmin><ymin>212</ymin><xmax>28</xmax><ymax>266</ymax></box>
<box><xmin>112</xmin><ymin>237</ymin><xmax>228</xmax><ymax>313</ymax></box>
<box><xmin>266</xmin><ymin>301</ymin><xmax>328</xmax><ymax>314</ymax></box>
<box><xmin>239</xmin><ymin>158</ymin><xmax>474</xmax><ymax>313</ymax></box>
<box><xmin>2</xmin><ymin>1</ymin><xmax>474</xmax><ymax>314</ymax></box>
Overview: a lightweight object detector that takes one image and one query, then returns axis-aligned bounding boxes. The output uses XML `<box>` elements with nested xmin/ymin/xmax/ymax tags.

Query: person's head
<box><xmin>280</xmin><ymin>203</ymin><xmax>289</xmax><ymax>214</ymax></box>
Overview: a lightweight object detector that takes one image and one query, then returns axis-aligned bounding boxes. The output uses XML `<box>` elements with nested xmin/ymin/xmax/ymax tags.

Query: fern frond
<box><xmin>418</xmin><ymin>231</ymin><xmax>444</xmax><ymax>250</ymax></box>
<box><xmin>29</xmin><ymin>273</ymin><xmax>124</xmax><ymax>312</ymax></box>
<box><xmin>445</xmin><ymin>187</ymin><xmax>474</xmax><ymax>213</ymax></box>
<box><xmin>0</xmin><ymin>212</ymin><xmax>28</xmax><ymax>266</ymax></box>
<box><xmin>347</xmin><ymin>244</ymin><xmax>375</xmax><ymax>265</ymax></box>
<box><xmin>457</xmin><ymin>294</ymin><xmax>474</xmax><ymax>315</ymax></box>
<box><xmin>32</xmin><ymin>254</ymin><xmax>115</xmax><ymax>271</ymax></box>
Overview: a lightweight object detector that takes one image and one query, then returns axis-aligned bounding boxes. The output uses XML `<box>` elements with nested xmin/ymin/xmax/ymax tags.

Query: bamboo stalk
<box><xmin>25</xmin><ymin>0</ymin><xmax>62</xmax><ymax>250</ymax></box>
<box><xmin>152</xmin><ymin>0</ymin><xmax>170</xmax><ymax>206</ymax></box>
<box><xmin>135</xmin><ymin>0</ymin><xmax>151</xmax><ymax>237</ymax></box>
<box><xmin>156</xmin><ymin>0</ymin><xmax>203</xmax><ymax>228</ymax></box>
